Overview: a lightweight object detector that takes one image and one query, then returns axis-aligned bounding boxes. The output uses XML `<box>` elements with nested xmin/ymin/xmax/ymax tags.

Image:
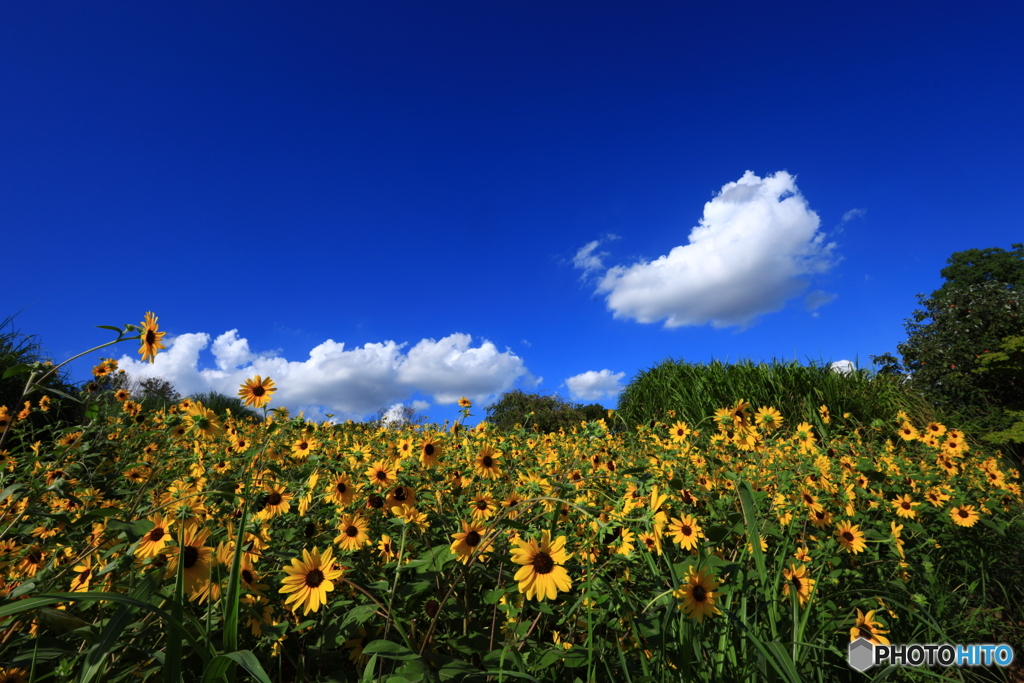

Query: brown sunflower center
<box><xmin>252</xmin><ymin>386</ymin><xmax>265</xmax><ymax>397</ymax></box>
<box><xmin>692</xmin><ymin>585</ymin><xmax>708</xmax><ymax>603</ymax></box>
<box><xmin>368</xmin><ymin>494</ymin><xmax>384</xmax><ymax>509</ymax></box>
<box><xmin>424</xmin><ymin>444</ymin><xmax>435</xmax><ymax>456</ymax></box>
<box><xmin>481</xmin><ymin>455</ymin><xmax>493</xmax><ymax>468</ymax></box>
<box><xmin>376</xmin><ymin>470</ymin><xmax>389</xmax><ymax>481</ymax></box>
<box><xmin>957</xmin><ymin>509</ymin><xmax>969</xmax><ymax>518</ymax></box>
<box><xmin>345</xmin><ymin>525</ymin><xmax>359</xmax><ymax>538</ymax></box>
<box><xmin>465</xmin><ymin>531</ymin><xmax>481</xmax><ymax>547</ymax></box>
<box><xmin>305</xmin><ymin>569</ymin><xmax>324</xmax><ymax>588</ymax></box>
<box><xmin>267</xmin><ymin>492</ymin><xmax>283</xmax><ymax>506</ymax></box>
<box><xmin>149</xmin><ymin>527</ymin><xmax>166</xmax><ymax>542</ymax></box>
<box><xmin>183</xmin><ymin>546</ymin><xmax>199</xmax><ymax>569</ymax></box>
<box><xmin>424</xmin><ymin>598</ymin><xmax>440</xmax><ymax>618</ymax></box>
<box><xmin>336</xmin><ymin>482</ymin><xmax>347</xmax><ymax>493</ymax></box>
<box><xmin>242</xmin><ymin>569</ymin><xmax>254</xmax><ymax>583</ymax></box>
<box><xmin>476</xmin><ymin>500</ymin><xmax>489</xmax><ymax>510</ymax></box>
<box><xmin>791</xmin><ymin>576</ymin><xmax>803</xmax><ymax>589</ymax></box>
<box><xmin>532</xmin><ymin>552</ymin><xmax>555</xmax><ymax>574</ymax></box>
<box><xmin>146</xmin><ymin>330</ymin><xmax>156</xmax><ymax>344</ymax></box>
<box><xmin>680</xmin><ymin>525</ymin><xmax>692</xmax><ymax>536</ymax></box>
<box><xmin>393</xmin><ymin>487</ymin><xmax>409</xmax><ymax>502</ymax></box>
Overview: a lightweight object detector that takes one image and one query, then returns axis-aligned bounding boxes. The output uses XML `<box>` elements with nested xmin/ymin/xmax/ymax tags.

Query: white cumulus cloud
<box><xmin>115</xmin><ymin>330</ymin><xmax>529</xmax><ymax>422</ymax></box>
<box><xmin>565</xmin><ymin>369</ymin><xmax>626</xmax><ymax>402</ymax></box>
<box><xmin>585</xmin><ymin>171</ymin><xmax>839</xmax><ymax>329</ymax></box>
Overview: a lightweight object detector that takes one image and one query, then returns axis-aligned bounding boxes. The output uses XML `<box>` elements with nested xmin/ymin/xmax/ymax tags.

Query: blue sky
<box><xmin>3</xmin><ymin>2</ymin><xmax>1022</xmax><ymax>425</ymax></box>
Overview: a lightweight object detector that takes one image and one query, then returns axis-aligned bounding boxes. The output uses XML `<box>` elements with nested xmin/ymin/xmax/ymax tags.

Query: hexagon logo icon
<box><xmin>848</xmin><ymin>637</ymin><xmax>875</xmax><ymax>671</ymax></box>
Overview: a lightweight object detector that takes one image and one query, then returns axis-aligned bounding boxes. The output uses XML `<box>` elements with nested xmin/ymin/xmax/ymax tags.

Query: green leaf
<box><xmin>96</xmin><ymin>325</ymin><xmax>125</xmax><ymax>333</ymax></box>
<box><xmin>201</xmin><ymin>651</ymin><xmax>273</xmax><ymax>683</ymax></box>
<box><xmin>2</xmin><ymin>363</ymin><xmax>33</xmax><ymax>379</ymax></box>
<box><xmin>362</xmin><ymin>640</ymin><xmax>420</xmax><ymax>661</ymax></box>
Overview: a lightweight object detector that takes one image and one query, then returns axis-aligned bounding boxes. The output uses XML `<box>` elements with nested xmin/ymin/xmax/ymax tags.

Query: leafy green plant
<box><xmin>614</xmin><ymin>356</ymin><xmax>937</xmax><ymax>440</ymax></box>
<box><xmin>872</xmin><ymin>243</ymin><xmax>1024</xmax><ymax>464</ymax></box>
<box><xmin>188</xmin><ymin>391</ymin><xmax>261</xmax><ymax>422</ymax></box>
<box><xmin>485</xmin><ymin>389</ymin><xmax>608</xmax><ymax>434</ymax></box>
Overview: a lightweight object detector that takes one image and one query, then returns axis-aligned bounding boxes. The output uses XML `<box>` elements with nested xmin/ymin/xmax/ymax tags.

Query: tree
<box><xmin>484</xmin><ymin>390</ymin><xmax>607</xmax><ymax>434</ymax></box>
<box><xmin>871</xmin><ymin>243</ymin><xmax>1024</xmax><ymax>459</ymax></box>
<box><xmin>188</xmin><ymin>391</ymin><xmax>261</xmax><ymax>422</ymax></box>
<box><xmin>112</xmin><ymin>374</ymin><xmax>182</xmax><ymax>412</ymax></box>
<box><xmin>973</xmin><ymin>330</ymin><xmax>1024</xmax><ymax>448</ymax></box>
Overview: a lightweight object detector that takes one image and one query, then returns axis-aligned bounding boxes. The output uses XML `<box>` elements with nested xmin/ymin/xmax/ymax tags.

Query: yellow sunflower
<box><xmin>949</xmin><ymin>504</ymin><xmax>980</xmax><ymax>527</ymax></box>
<box><xmin>279</xmin><ymin>546</ymin><xmax>345</xmax><ymax>615</ymax></box>
<box><xmin>674</xmin><ymin>565</ymin><xmax>722</xmax><ymax>623</ymax></box>
<box><xmin>385</xmin><ymin>485</ymin><xmax>417</xmax><ymax>511</ymax></box>
<box><xmin>850</xmin><ymin>608</ymin><xmax>890</xmax><ymax>645</ymax></box>
<box><xmin>135</xmin><ymin>514</ymin><xmax>174</xmax><ymax>558</ymax></box>
<box><xmin>335</xmin><ymin>514</ymin><xmax>371</xmax><ymax>551</ymax></box>
<box><xmin>238</xmin><ymin>376</ymin><xmax>277</xmax><ymax>409</ymax></box>
<box><xmin>326</xmin><ymin>474</ymin><xmax>359</xmax><ymax>507</ymax></box>
<box><xmin>420</xmin><ymin>436</ymin><xmax>443</xmax><ymax>467</ymax></box>
<box><xmin>365</xmin><ymin>460</ymin><xmax>400</xmax><ymax>489</ymax></box>
<box><xmin>892</xmin><ymin>494</ymin><xmax>919</xmax><ymax>519</ymax></box>
<box><xmin>835</xmin><ymin>519</ymin><xmax>867</xmax><ymax>554</ymax></box>
<box><xmin>450</xmin><ymin>519</ymin><xmax>492</xmax><ymax>564</ymax></box>
<box><xmin>138</xmin><ymin>312</ymin><xmax>167</xmax><ymax>364</ymax></box>
<box><xmin>290</xmin><ymin>435</ymin><xmax>318</xmax><ymax>460</ymax></box>
<box><xmin>256</xmin><ymin>483</ymin><xmax>293</xmax><ymax>522</ymax></box>
<box><xmin>510</xmin><ymin>530</ymin><xmax>572</xmax><ymax>601</ymax></box>
<box><xmin>755</xmin><ymin>406</ymin><xmax>784</xmax><ymax>430</ymax></box>
<box><xmin>782</xmin><ymin>563</ymin><xmax>815</xmax><ymax>607</ymax></box>
<box><xmin>164</xmin><ymin>523</ymin><xmax>214</xmax><ymax>595</ymax></box>
<box><xmin>469</xmin><ymin>493</ymin><xmax>497</xmax><ymax>521</ymax></box>
<box><xmin>668</xmin><ymin>420</ymin><xmax>692</xmax><ymax>443</ymax></box>
<box><xmin>668</xmin><ymin>515</ymin><xmax>703</xmax><ymax>552</ymax></box>
<box><xmin>474</xmin><ymin>443</ymin><xmax>503</xmax><ymax>480</ymax></box>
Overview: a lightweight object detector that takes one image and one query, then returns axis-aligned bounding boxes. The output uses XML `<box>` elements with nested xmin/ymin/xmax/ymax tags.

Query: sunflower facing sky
<box><xmin>510</xmin><ymin>530</ymin><xmax>572</xmax><ymax>601</ymax></box>
<box><xmin>238</xmin><ymin>375</ymin><xmax>277</xmax><ymax>409</ymax></box>
<box><xmin>279</xmin><ymin>546</ymin><xmax>345</xmax><ymax>615</ymax></box>
<box><xmin>137</xmin><ymin>311</ymin><xmax>166</xmax><ymax>364</ymax></box>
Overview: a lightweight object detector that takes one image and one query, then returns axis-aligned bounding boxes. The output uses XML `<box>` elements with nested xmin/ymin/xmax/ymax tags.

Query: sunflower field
<box><xmin>0</xmin><ymin>316</ymin><xmax>1021</xmax><ymax>682</ymax></box>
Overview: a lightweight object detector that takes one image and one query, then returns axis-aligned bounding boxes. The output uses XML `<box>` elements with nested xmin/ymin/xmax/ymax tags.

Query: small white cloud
<box><xmin>573</xmin><ymin>240</ymin><xmax>608</xmax><ymax>278</ymax></box>
<box><xmin>804</xmin><ymin>290</ymin><xmax>837</xmax><ymax>311</ymax></box>
<box><xmin>565</xmin><ymin>369</ymin><xmax>626</xmax><ymax>402</ymax></box>
<box><xmin>572</xmin><ymin>234</ymin><xmax>620</xmax><ymax>281</ymax></box>
<box><xmin>411</xmin><ymin>400</ymin><xmax>431</xmax><ymax>413</ymax></box>
<box><xmin>116</xmin><ymin>329</ymin><xmax>530</xmax><ymax>421</ymax></box>
<box><xmin>593</xmin><ymin>171</ymin><xmax>839</xmax><ymax>329</ymax></box>
<box><xmin>841</xmin><ymin>208</ymin><xmax>866</xmax><ymax>223</ymax></box>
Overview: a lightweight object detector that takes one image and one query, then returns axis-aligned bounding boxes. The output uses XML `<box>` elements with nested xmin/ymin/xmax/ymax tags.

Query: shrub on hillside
<box><xmin>485</xmin><ymin>390</ymin><xmax>607</xmax><ymax>434</ymax></box>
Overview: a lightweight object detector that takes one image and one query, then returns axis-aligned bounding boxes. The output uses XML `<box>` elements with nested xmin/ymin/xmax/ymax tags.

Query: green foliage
<box><xmin>872</xmin><ymin>243</ymin><xmax>1024</xmax><ymax>460</ymax></box>
<box><xmin>0</xmin><ymin>314</ymin><xmax>84</xmax><ymax>428</ymax></box>
<box><xmin>974</xmin><ymin>330</ymin><xmax>1024</xmax><ymax>446</ymax></box>
<box><xmin>484</xmin><ymin>390</ymin><xmax>607</xmax><ymax>434</ymax></box>
<box><xmin>616</xmin><ymin>357</ymin><xmax>936</xmax><ymax>436</ymax></box>
<box><xmin>188</xmin><ymin>390</ymin><xmax>261</xmax><ymax>422</ymax></box>
<box><xmin>112</xmin><ymin>374</ymin><xmax>182</xmax><ymax>413</ymax></box>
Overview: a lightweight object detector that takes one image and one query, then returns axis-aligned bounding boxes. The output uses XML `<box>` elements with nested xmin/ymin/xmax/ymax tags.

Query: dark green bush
<box><xmin>485</xmin><ymin>390</ymin><xmax>607</xmax><ymax>434</ymax></box>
